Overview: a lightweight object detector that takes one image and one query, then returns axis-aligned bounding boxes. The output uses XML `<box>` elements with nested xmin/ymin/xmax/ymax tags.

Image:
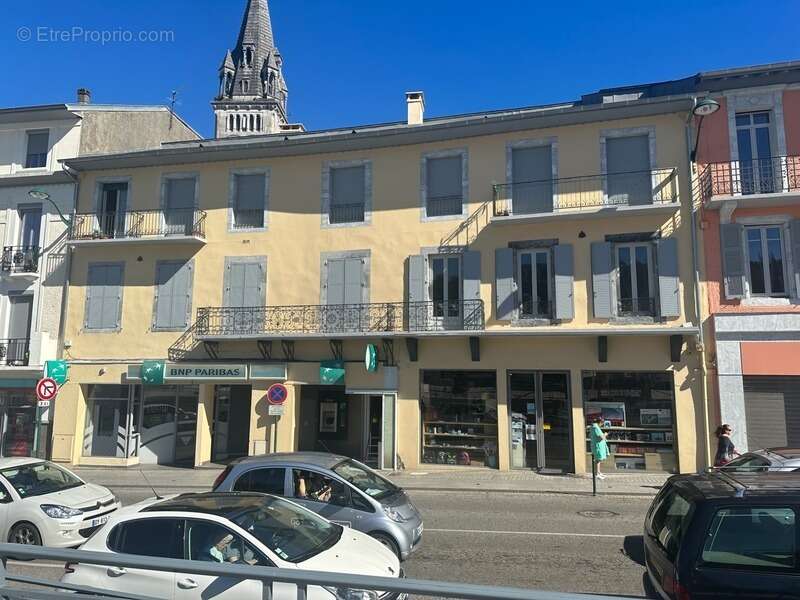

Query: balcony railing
<box><xmin>493</xmin><ymin>168</ymin><xmax>678</xmax><ymax>217</ymax></box>
<box><xmin>69</xmin><ymin>209</ymin><xmax>207</xmax><ymax>241</ymax></box>
<box><xmin>1</xmin><ymin>246</ymin><xmax>39</xmax><ymax>274</ymax></box>
<box><xmin>0</xmin><ymin>338</ymin><xmax>29</xmax><ymax>366</ymax></box>
<box><xmin>617</xmin><ymin>296</ymin><xmax>655</xmax><ymax>317</ymax></box>
<box><xmin>427</xmin><ymin>194</ymin><xmax>463</xmax><ymax>217</ymax></box>
<box><xmin>232</xmin><ymin>208</ymin><xmax>265</xmax><ymax>229</ymax></box>
<box><xmin>700</xmin><ymin>155</ymin><xmax>800</xmax><ymax>201</ymax></box>
<box><xmin>194</xmin><ymin>300</ymin><xmax>485</xmax><ymax>338</ymax></box>
<box><xmin>329</xmin><ymin>202</ymin><xmax>366</xmax><ymax>224</ymax></box>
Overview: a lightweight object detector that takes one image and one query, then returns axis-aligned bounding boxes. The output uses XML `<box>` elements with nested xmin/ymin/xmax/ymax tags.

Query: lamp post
<box><xmin>690</xmin><ymin>97</ymin><xmax>721</xmax><ymax>163</ymax></box>
<box><xmin>28</xmin><ymin>189</ymin><xmax>71</xmax><ymax>228</ymax></box>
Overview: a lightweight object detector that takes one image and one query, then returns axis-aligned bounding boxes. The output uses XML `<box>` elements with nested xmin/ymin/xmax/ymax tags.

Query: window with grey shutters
<box><xmin>511</xmin><ymin>146</ymin><xmax>554</xmax><ymax>214</ymax></box>
<box><xmin>85</xmin><ymin>263</ymin><xmax>124</xmax><ymax>330</ymax></box>
<box><xmin>25</xmin><ymin>130</ymin><xmax>49</xmax><ymax>169</ymax></box>
<box><xmin>329</xmin><ymin>166</ymin><xmax>366</xmax><ymax>224</ymax></box>
<box><xmin>426</xmin><ymin>156</ymin><xmax>463</xmax><ymax>217</ymax></box>
<box><xmin>657</xmin><ymin>238</ymin><xmax>680</xmax><ymax>318</ymax></box>
<box><xmin>720</xmin><ymin>223</ymin><xmax>745</xmax><ymax>299</ymax></box>
<box><xmin>153</xmin><ymin>261</ymin><xmax>193</xmax><ymax>330</ymax></box>
<box><xmin>224</xmin><ymin>260</ymin><xmax>265</xmax><ymax>308</ymax></box>
<box><xmin>591</xmin><ymin>242</ymin><xmax>613</xmax><ymax>318</ymax></box>
<box><xmin>406</xmin><ymin>255</ymin><xmax>426</xmax><ymax>330</ymax></box>
<box><xmin>495</xmin><ymin>248</ymin><xmax>515</xmax><ymax>321</ymax></box>
<box><xmin>553</xmin><ymin>244</ymin><xmax>574</xmax><ymax>320</ymax></box>
<box><xmin>232</xmin><ymin>173</ymin><xmax>265</xmax><ymax>229</ymax></box>
<box><xmin>324</xmin><ymin>255</ymin><xmax>366</xmax><ymax>333</ymax></box>
<box><xmin>462</xmin><ymin>250</ymin><xmax>481</xmax><ymax>328</ymax></box>
<box><xmin>164</xmin><ymin>177</ymin><xmax>196</xmax><ymax>234</ymax></box>
<box><xmin>606</xmin><ymin>135</ymin><xmax>652</xmax><ymax>206</ymax></box>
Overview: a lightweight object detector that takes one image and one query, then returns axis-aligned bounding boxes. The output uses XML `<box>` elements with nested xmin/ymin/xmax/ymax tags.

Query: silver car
<box><xmin>213</xmin><ymin>452</ymin><xmax>423</xmax><ymax>560</ymax></box>
<box><xmin>718</xmin><ymin>447</ymin><xmax>800</xmax><ymax>472</ymax></box>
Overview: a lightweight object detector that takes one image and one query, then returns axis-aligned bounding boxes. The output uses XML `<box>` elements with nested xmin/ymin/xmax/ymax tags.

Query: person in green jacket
<box><xmin>590</xmin><ymin>417</ymin><xmax>609</xmax><ymax>479</ymax></box>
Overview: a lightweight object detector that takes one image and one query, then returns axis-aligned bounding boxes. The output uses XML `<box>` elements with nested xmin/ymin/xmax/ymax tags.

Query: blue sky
<box><xmin>3</xmin><ymin>0</ymin><xmax>799</xmax><ymax>138</ymax></box>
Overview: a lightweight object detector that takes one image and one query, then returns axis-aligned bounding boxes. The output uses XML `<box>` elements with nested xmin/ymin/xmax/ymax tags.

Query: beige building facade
<box><xmin>49</xmin><ymin>90</ymin><xmax>708</xmax><ymax>474</ymax></box>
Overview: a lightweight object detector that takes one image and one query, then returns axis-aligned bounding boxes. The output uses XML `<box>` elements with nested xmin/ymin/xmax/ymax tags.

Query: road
<box><xmin>7</xmin><ymin>486</ymin><xmax>653</xmax><ymax>598</ymax></box>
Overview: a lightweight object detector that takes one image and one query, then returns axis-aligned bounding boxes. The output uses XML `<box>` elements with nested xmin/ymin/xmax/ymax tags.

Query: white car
<box><xmin>0</xmin><ymin>458</ymin><xmax>120</xmax><ymax>547</ymax></box>
<box><xmin>63</xmin><ymin>492</ymin><xmax>405</xmax><ymax>600</ymax></box>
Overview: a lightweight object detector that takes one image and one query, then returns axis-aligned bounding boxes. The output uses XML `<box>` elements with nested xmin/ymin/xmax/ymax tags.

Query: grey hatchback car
<box><xmin>213</xmin><ymin>452</ymin><xmax>423</xmax><ymax>560</ymax></box>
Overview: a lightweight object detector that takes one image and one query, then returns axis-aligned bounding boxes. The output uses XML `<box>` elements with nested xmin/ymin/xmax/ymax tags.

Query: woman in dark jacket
<box><xmin>714</xmin><ymin>424</ymin><xmax>740</xmax><ymax>466</ymax></box>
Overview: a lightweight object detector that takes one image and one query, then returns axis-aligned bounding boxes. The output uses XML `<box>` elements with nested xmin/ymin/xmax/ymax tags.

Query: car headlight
<box><xmin>323</xmin><ymin>588</ymin><xmax>379</xmax><ymax>600</ymax></box>
<box><xmin>40</xmin><ymin>504</ymin><xmax>83</xmax><ymax>519</ymax></box>
<box><xmin>382</xmin><ymin>505</ymin><xmax>407</xmax><ymax>523</ymax></box>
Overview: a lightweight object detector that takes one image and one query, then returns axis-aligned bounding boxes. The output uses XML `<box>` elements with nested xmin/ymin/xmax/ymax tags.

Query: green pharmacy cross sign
<box><xmin>141</xmin><ymin>360</ymin><xmax>166</xmax><ymax>385</ymax></box>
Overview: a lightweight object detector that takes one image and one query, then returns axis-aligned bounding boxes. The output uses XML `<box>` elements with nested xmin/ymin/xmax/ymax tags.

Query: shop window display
<box><xmin>421</xmin><ymin>370</ymin><xmax>498</xmax><ymax>468</ymax></box>
<box><xmin>583</xmin><ymin>372</ymin><xmax>676</xmax><ymax>472</ymax></box>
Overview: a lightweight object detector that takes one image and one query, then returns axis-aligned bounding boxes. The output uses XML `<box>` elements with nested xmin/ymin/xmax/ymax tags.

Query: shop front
<box><xmin>0</xmin><ymin>386</ymin><xmax>48</xmax><ymax>458</ymax></box>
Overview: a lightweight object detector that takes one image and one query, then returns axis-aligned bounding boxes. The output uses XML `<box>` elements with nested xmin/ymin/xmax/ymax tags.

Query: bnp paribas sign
<box><xmin>141</xmin><ymin>361</ymin><xmax>248</xmax><ymax>385</ymax></box>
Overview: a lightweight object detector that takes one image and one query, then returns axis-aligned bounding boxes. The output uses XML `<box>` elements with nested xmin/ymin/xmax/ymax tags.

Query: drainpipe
<box><xmin>684</xmin><ymin>106</ymin><xmax>712</xmax><ymax>469</ymax></box>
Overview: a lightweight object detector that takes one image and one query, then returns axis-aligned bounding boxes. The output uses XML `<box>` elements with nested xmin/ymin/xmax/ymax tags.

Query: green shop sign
<box><xmin>139</xmin><ymin>361</ymin><xmax>248</xmax><ymax>384</ymax></box>
<box><xmin>364</xmin><ymin>344</ymin><xmax>378</xmax><ymax>372</ymax></box>
<box><xmin>44</xmin><ymin>360</ymin><xmax>69</xmax><ymax>385</ymax></box>
<box><xmin>141</xmin><ymin>360</ymin><xmax>166</xmax><ymax>385</ymax></box>
<box><xmin>320</xmin><ymin>360</ymin><xmax>345</xmax><ymax>385</ymax></box>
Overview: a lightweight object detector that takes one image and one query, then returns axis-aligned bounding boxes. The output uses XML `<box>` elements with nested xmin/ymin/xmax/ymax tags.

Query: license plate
<box><xmin>416</xmin><ymin>524</ymin><xmax>424</xmax><ymax>537</ymax></box>
<box><xmin>90</xmin><ymin>516</ymin><xmax>109</xmax><ymax>528</ymax></box>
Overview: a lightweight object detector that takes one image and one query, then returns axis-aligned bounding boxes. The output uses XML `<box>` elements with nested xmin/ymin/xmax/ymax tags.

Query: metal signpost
<box><xmin>266</xmin><ymin>383</ymin><xmax>288</xmax><ymax>453</ymax></box>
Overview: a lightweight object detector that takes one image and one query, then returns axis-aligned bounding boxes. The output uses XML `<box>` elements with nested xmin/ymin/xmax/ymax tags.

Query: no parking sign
<box><xmin>36</xmin><ymin>378</ymin><xmax>58</xmax><ymax>402</ymax></box>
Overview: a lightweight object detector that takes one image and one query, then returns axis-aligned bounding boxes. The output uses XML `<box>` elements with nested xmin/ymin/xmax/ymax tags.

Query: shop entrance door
<box><xmin>174</xmin><ymin>387</ymin><xmax>198</xmax><ymax>465</ymax></box>
<box><xmin>90</xmin><ymin>401</ymin><xmax>122</xmax><ymax>457</ymax></box>
<box><xmin>509</xmin><ymin>372</ymin><xmax>572</xmax><ymax>472</ymax></box>
<box><xmin>0</xmin><ymin>394</ymin><xmax>37</xmax><ymax>457</ymax></box>
<box><xmin>212</xmin><ymin>385</ymin><xmax>251</xmax><ymax>462</ymax></box>
<box><xmin>363</xmin><ymin>395</ymin><xmax>383</xmax><ymax>468</ymax></box>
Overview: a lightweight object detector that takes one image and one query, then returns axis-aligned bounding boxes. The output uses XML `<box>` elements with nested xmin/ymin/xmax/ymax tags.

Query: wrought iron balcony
<box><xmin>1</xmin><ymin>246</ymin><xmax>39</xmax><ymax>274</ymax></box>
<box><xmin>0</xmin><ymin>338</ymin><xmax>29</xmax><ymax>366</ymax></box>
<box><xmin>231</xmin><ymin>209</ymin><xmax>265</xmax><ymax>229</ymax></box>
<box><xmin>700</xmin><ymin>155</ymin><xmax>800</xmax><ymax>202</ymax></box>
<box><xmin>69</xmin><ymin>209</ymin><xmax>207</xmax><ymax>242</ymax></box>
<box><xmin>426</xmin><ymin>194</ymin><xmax>463</xmax><ymax>217</ymax></box>
<box><xmin>329</xmin><ymin>202</ymin><xmax>365</xmax><ymax>224</ymax></box>
<box><xmin>492</xmin><ymin>168</ymin><xmax>678</xmax><ymax>218</ymax></box>
<box><xmin>194</xmin><ymin>300</ymin><xmax>486</xmax><ymax>339</ymax></box>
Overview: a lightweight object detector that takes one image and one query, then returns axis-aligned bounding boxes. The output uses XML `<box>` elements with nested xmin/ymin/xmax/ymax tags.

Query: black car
<box><xmin>644</xmin><ymin>470</ymin><xmax>800</xmax><ymax>599</ymax></box>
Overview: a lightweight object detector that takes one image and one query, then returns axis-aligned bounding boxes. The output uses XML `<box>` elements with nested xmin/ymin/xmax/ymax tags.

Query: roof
<box><xmin>234</xmin><ymin>451</ymin><xmax>347</xmax><ymax>470</ymax></box>
<box><xmin>672</xmin><ymin>471</ymin><xmax>800</xmax><ymax>500</ymax></box>
<box><xmin>143</xmin><ymin>492</ymin><xmax>275</xmax><ymax>516</ymax></box>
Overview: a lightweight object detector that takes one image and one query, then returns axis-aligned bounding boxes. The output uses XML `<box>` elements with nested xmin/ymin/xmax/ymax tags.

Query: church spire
<box><xmin>212</xmin><ymin>0</ymin><xmax>294</xmax><ymax>138</ymax></box>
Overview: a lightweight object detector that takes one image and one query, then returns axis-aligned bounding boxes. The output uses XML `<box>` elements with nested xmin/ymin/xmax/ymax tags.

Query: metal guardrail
<box><xmin>0</xmin><ymin>338</ymin><xmax>29</xmax><ymax>366</ymax></box>
<box><xmin>700</xmin><ymin>155</ymin><xmax>800</xmax><ymax>200</ymax></box>
<box><xmin>329</xmin><ymin>202</ymin><xmax>366</xmax><ymax>224</ymax></box>
<box><xmin>1</xmin><ymin>246</ymin><xmax>39</xmax><ymax>274</ymax></box>
<box><xmin>493</xmin><ymin>168</ymin><xmax>678</xmax><ymax>217</ymax></box>
<box><xmin>69</xmin><ymin>209</ymin><xmax>207</xmax><ymax>241</ymax></box>
<box><xmin>0</xmin><ymin>543</ymin><xmax>636</xmax><ymax>600</ymax></box>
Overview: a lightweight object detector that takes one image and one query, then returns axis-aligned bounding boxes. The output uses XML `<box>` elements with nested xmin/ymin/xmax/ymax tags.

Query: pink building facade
<box><xmin>696</xmin><ymin>63</ymin><xmax>800</xmax><ymax>453</ymax></box>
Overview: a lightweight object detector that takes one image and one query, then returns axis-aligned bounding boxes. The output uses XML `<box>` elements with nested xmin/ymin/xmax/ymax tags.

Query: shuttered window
<box><xmin>25</xmin><ymin>130</ymin><xmax>49</xmax><ymax>169</ymax></box>
<box><xmin>426</xmin><ymin>155</ymin><xmax>463</xmax><ymax>217</ymax></box>
<box><xmin>153</xmin><ymin>261</ymin><xmax>193</xmax><ymax>330</ymax></box>
<box><xmin>606</xmin><ymin>135</ymin><xmax>652</xmax><ymax>206</ymax></box>
<box><xmin>85</xmin><ymin>263</ymin><xmax>124</xmax><ymax>330</ymax></box>
<box><xmin>615</xmin><ymin>243</ymin><xmax>654</xmax><ymax>316</ymax></box>
<box><xmin>164</xmin><ymin>177</ymin><xmax>196</xmax><ymax>234</ymax></box>
<box><xmin>330</xmin><ymin>166</ymin><xmax>366</xmax><ymax>224</ymax></box>
<box><xmin>225</xmin><ymin>261</ymin><xmax>266</xmax><ymax>308</ymax></box>
<box><xmin>511</xmin><ymin>146</ymin><xmax>553</xmax><ymax>214</ymax></box>
<box><xmin>233</xmin><ymin>173</ymin><xmax>266</xmax><ymax>229</ymax></box>
<box><xmin>326</xmin><ymin>257</ymin><xmax>363</xmax><ymax>305</ymax></box>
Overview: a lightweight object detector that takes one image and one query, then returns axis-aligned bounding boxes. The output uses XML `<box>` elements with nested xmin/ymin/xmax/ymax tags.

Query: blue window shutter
<box><xmin>495</xmin><ymin>248</ymin><xmax>515</xmax><ymax>321</ymax></box>
<box><xmin>791</xmin><ymin>220</ymin><xmax>800</xmax><ymax>297</ymax></box>
<box><xmin>720</xmin><ymin>223</ymin><xmax>745</xmax><ymax>299</ymax></box>
<box><xmin>591</xmin><ymin>242</ymin><xmax>613</xmax><ymax>318</ymax></box>
<box><xmin>657</xmin><ymin>238</ymin><xmax>680</xmax><ymax>318</ymax></box>
<box><xmin>553</xmin><ymin>244</ymin><xmax>574</xmax><ymax>320</ymax></box>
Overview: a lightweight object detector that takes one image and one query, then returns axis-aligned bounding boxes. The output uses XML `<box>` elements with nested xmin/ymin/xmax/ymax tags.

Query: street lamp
<box><xmin>690</xmin><ymin>97</ymin><xmax>721</xmax><ymax>162</ymax></box>
<box><xmin>28</xmin><ymin>189</ymin><xmax>71</xmax><ymax>227</ymax></box>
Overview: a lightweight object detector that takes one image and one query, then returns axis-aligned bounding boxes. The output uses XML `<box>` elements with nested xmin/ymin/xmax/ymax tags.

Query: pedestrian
<box><xmin>590</xmin><ymin>417</ymin><xmax>609</xmax><ymax>479</ymax></box>
<box><xmin>714</xmin><ymin>424</ymin><xmax>740</xmax><ymax>467</ymax></box>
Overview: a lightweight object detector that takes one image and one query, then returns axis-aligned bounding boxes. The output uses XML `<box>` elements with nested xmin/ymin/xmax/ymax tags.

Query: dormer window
<box><xmin>245</xmin><ymin>47</ymin><xmax>254</xmax><ymax>67</ymax></box>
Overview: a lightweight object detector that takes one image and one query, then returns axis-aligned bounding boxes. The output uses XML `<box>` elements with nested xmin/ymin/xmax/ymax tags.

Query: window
<box><xmin>746</xmin><ymin>226</ymin><xmax>786</xmax><ymax>297</ymax></box>
<box><xmin>518</xmin><ymin>249</ymin><xmax>551</xmax><ymax>318</ymax></box>
<box><xmin>329</xmin><ymin>165</ymin><xmax>366</xmax><ymax>224</ymax></box>
<box><xmin>85</xmin><ymin>263</ymin><xmax>124</xmax><ymax>330</ymax></box>
<box><xmin>292</xmin><ymin>469</ymin><xmax>350</xmax><ymax>507</ymax></box>
<box><xmin>233</xmin><ymin>468</ymin><xmax>286</xmax><ymax>495</ymax></box>
<box><xmin>153</xmin><ymin>260</ymin><xmax>193</xmax><ymax>330</ymax></box>
<box><xmin>430</xmin><ymin>255</ymin><xmax>461</xmax><ymax>319</ymax></box>
<box><xmin>163</xmin><ymin>176</ymin><xmax>196</xmax><ymax>235</ymax></box>
<box><xmin>605</xmin><ymin>134</ymin><xmax>652</xmax><ymax>206</ymax></box>
<box><xmin>701</xmin><ymin>507</ymin><xmax>795</xmax><ymax>571</ymax></box>
<box><xmin>185</xmin><ymin>519</ymin><xmax>267</xmax><ymax>566</ymax></box>
<box><xmin>510</xmin><ymin>145</ymin><xmax>554</xmax><ymax>215</ymax></box>
<box><xmin>25</xmin><ymin>131</ymin><xmax>48</xmax><ymax>169</ymax></box>
<box><xmin>18</xmin><ymin>205</ymin><xmax>42</xmax><ymax>248</ymax></box>
<box><xmin>107</xmin><ymin>518</ymin><xmax>183</xmax><ymax>559</ymax></box>
<box><xmin>650</xmin><ymin>490</ymin><xmax>692</xmax><ymax>560</ymax></box>
<box><xmin>736</xmin><ymin>112</ymin><xmax>774</xmax><ymax>195</ymax></box>
<box><xmin>98</xmin><ymin>183</ymin><xmax>128</xmax><ymax>238</ymax></box>
<box><xmin>616</xmin><ymin>243</ymin><xmax>653</xmax><ymax>315</ymax></box>
<box><xmin>425</xmin><ymin>154</ymin><xmax>464</xmax><ymax>217</ymax></box>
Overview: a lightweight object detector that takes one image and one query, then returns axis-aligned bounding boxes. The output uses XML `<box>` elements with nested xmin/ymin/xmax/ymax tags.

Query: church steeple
<box><xmin>212</xmin><ymin>0</ymin><xmax>294</xmax><ymax>138</ymax></box>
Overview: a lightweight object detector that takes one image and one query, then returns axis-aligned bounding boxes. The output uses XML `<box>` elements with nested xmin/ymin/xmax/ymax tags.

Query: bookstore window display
<box><xmin>421</xmin><ymin>370</ymin><xmax>498</xmax><ymax>468</ymax></box>
<box><xmin>583</xmin><ymin>372</ymin><xmax>677</xmax><ymax>472</ymax></box>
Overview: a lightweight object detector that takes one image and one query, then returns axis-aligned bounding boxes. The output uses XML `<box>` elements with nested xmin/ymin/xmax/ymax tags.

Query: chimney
<box><xmin>406</xmin><ymin>91</ymin><xmax>424</xmax><ymax>125</ymax></box>
<box><xmin>76</xmin><ymin>88</ymin><xmax>91</xmax><ymax>104</ymax></box>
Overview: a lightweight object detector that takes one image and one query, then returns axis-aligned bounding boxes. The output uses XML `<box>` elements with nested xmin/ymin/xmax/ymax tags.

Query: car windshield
<box><xmin>0</xmin><ymin>462</ymin><xmax>83</xmax><ymax>498</ymax></box>
<box><xmin>332</xmin><ymin>459</ymin><xmax>399</xmax><ymax>500</ymax></box>
<box><xmin>722</xmin><ymin>454</ymin><xmax>771</xmax><ymax>472</ymax></box>
<box><xmin>231</xmin><ymin>496</ymin><xmax>342</xmax><ymax>563</ymax></box>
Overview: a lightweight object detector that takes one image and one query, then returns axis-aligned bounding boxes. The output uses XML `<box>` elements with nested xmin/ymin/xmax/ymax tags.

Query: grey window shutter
<box><xmin>235</xmin><ymin>174</ymin><xmax>266</xmax><ymax>211</ymax></box>
<box><xmin>227</xmin><ymin>263</ymin><xmax>245</xmax><ymax>307</ymax></box>
<box><xmin>656</xmin><ymin>238</ymin><xmax>680</xmax><ymax>317</ymax></box>
<box><xmin>331</xmin><ymin>167</ymin><xmax>366</xmax><ymax>207</ymax></box>
<box><xmin>166</xmin><ymin>178</ymin><xmax>196</xmax><ymax>210</ymax></box>
<box><xmin>591</xmin><ymin>242</ymin><xmax>613</xmax><ymax>318</ymax></box>
<box><xmin>720</xmin><ymin>223</ymin><xmax>745</xmax><ymax>299</ymax></box>
<box><xmin>243</xmin><ymin>263</ymin><xmax>264</xmax><ymax>307</ymax></box>
<box><xmin>85</xmin><ymin>265</ymin><xmax>103</xmax><ymax>329</ymax></box>
<box><xmin>495</xmin><ymin>248</ymin><xmax>515</xmax><ymax>321</ymax></box>
<box><xmin>343</xmin><ymin>258</ymin><xmax>363</xmax><ymax>305</ymax></box>
<box><xmin>606</xmin><ymin>135</ymin><xmax>652</xmax><ymax>206</ymax></box>
<box><xmin>155</xmin><ymin>262</ymin><xmax>177</xmax><ymax>328</ymax></box>
<box><xmin>462</xmin><ymin>250</ymin><xmax>481</xmax><ymax>303</ymax></box>
<box><xmin>553</xmin><ymin>244</ymin><xmax>574</xmax><ymax>320</ymax></box>
<box><xmin>511</xmin><ymin>146</ymin><xmax>553</xmax><ymax>214</ymax></box>
<box><xmin>427</xmin><ymin>156</ymin><xmax>462</xmax><ymax>199</ymax></box>
<box><xmin>99</xmin><ymin>264</ymin><xmax>123</xmax><ymax>329</ymax></box>
<box><xmin>327</xmin><ymin>259</ymin><xmax>345</xmax><ymax>305</ymax></box>
<box><xmin>790</xmin><ymin>220</ymin><xmax>800</xmax><ymax>297</ymax></box>
<box><xmin>406</xmin><ymin>255</ymin><xmax>425</xmax><ymax>330</ymax></box>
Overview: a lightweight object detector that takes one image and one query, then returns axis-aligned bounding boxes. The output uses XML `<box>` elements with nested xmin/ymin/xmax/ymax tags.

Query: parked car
<box><xmin>212</xmin><ymin>453</ymin><xmax>423</xmax><ymax>560</ymax></box>
<box><xmin>62</xmin><ymin>492</ymin><xmax>405</xmax><ymax>600</ymax></box>
<box><xmin>718</xmin><ymin>447</ymin><xmax>800</xmax><ymax>472</ymax></box>
<box><xmin>0</xmin><ymin>458</ymin><xmax>119</xmax><ymax>547</ymax></box>
<box><xmin>644</xmin><ymin>470</ymin><xmax>800</xmax><ymax>599</ymax></box>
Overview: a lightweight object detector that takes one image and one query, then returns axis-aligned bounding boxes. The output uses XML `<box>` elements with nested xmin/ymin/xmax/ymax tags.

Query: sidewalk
<box><xmin>71</xmin><ymin>463</ymin><xmax>668</xmax><ymax>497</ymax></box>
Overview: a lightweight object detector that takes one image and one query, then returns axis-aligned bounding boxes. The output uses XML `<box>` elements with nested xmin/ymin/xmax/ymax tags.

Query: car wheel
<box><xmin>370</xmin><ymin>532</ymin><xmax>400</xmax><ymax>559</ymax></box>
<box><xmin>9</xmin><ymin>522</ymin><xmax>42</xmax><ymax>546</ymax></box>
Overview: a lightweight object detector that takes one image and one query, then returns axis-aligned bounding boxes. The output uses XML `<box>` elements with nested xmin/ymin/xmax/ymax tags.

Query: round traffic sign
<box><xmin>36</xmin><ymin>377</ymin><xmax>58</xmax><ymax>402</ymax></box>
<box><xmin>266</xmin><ymin>383</ymin><xmax>288</xmax><ymax>405</ymax></box>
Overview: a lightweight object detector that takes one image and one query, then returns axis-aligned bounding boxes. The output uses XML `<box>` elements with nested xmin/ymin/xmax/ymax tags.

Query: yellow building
<box><xmin>48</xmin><ymin>83</ymin><xmax>709</xmax><ymax>474</ymax></box>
